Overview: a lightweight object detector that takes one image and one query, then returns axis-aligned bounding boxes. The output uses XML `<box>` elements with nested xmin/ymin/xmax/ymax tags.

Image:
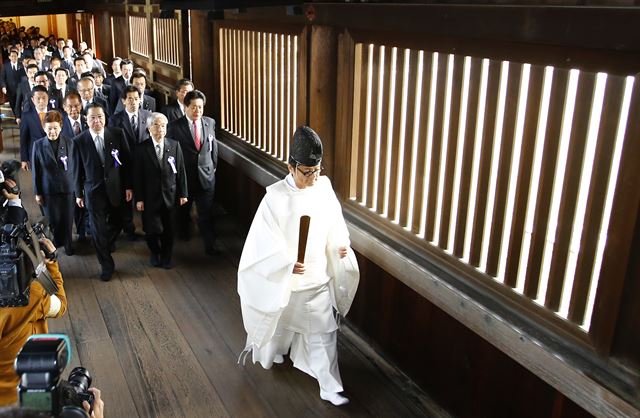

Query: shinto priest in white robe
<box><xmin>237</xmin><ymin>174</ymin><xmax>359</xmax><ymax>393</ymax></box>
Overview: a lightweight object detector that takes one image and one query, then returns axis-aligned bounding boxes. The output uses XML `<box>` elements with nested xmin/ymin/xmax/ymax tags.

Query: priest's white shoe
<box><xmin>273</xmin><ymin>354</ymin><xmax>284</xmax><ymax>364</ymax></box>
<box><xmin>320</xmin><ymin>389</ymin><xmax>349</xmax><ymax>406</ymax></box>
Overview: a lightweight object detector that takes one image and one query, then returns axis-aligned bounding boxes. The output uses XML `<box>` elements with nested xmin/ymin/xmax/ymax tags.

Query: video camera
<box><xmin>15</xmin><ymin>335</ymin><xmax>94</xmax><ymax>418</ymax></box>
<box><xmin>0</xmin><ymin>159</ymin><xmax>58</xmax><ymax>308</ymax></box>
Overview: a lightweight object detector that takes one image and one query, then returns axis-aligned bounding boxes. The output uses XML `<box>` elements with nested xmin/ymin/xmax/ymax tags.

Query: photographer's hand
<box><xmin>83</xmin><ymin>387</ymin><xmax>104</xmax><ymax>418</ymax></box>
<box><xmin>38</xmin><ymin>237</ymin><xmax>57</xmax><ymax>263</ymax></box>
<box><xmin>21</xmin><ymin>161</ymin><xmax>29</xmax><ymax>171</ymax></box>
<box><xmin>2</xmin><ymin>178</ymin><xmax>19</xmax><ymax>200</ymax></box>
<box><xmin>35</xmin><ymin>194</ymin><xmax>44</xmax><ymax>205</ymax></box>
<box><xmin>76</xmin><ymin>197</ymin><xmax>85</xmax><ymax>208</ymax></box>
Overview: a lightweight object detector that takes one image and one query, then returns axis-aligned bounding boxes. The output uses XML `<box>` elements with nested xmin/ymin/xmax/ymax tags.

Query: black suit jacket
<box><xmin>80</xmin><ymin>96</ymin><xmax>110</xmax><ymax>117</ymax></box>
<box><xmin>0</xmin><ymin>62</ymin><xmax>21</xmax><ymax>97</ymax></box>
<box><xmin>51</xmin><ymin>49</ymin><xmax>65</xmax><ymax>60</ymax></box>
<box><xmin>72</xmin><ymin>127</ymin><xmax>132</xmax><ymax>208</ymax></box>
<box><xmin>61</xmin><ymin>59</ymin><xmax>75</xmax><ymax>76</ymax></box>
<box><xmin>113</xmin><ymin>94</ymin><xmax>156</xmax><ymax>114</ymax></box>
<box><xmin>61</xmin><ymin>115</ymin><xmax>88</xmax><ymax>139</ymax></box>
<box><xmin>31</xmin><ymin>135</ymin><xmax>74</xmax><ymax>196</ymax></box>
<box><xmin>19</xmin><ymin>108</ymin><xmax>46</xmax><ymax>162</ymax></box>
<box><xmin>107</xmin><ymin>109</ymin><xmax>151</xmax><ymax>148</ymax></box>
<box><xmin>21</xmin><ymin>92</ymin><xmax>60</xmax><ymax>116</ymax></box>
<box><xmin>14</xmin><ymin>80</ymin><xmax>35</xmax><ymax>118</ymax></box>
<box><xmin>108</xmin><ymin>76</ymin><xmax>126</xmax><ymax>115</ymax></box>
<box><xmin>95</xmin><ymin>84</ymin><xmax>111</xmax><ymax>103</ymax></box>
<box><xmin>167</xmin><ymin>116</ymin><xmax>218</xmax><ymax>195</ymax></box>
<box><xmin>133</xmin><ymin>137</ymin><xmax>188</xmax><ymax>223</ymax></box>
<box><xmin>162</xmin><ymin>101</ymin><xmax>183</xmax><ymax>123</ymax></box>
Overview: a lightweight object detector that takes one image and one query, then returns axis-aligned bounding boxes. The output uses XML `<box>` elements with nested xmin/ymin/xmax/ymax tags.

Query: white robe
<box><xmin>237</xmin><ymin>175</ymin><xmax>359</xmax><ymax>380</ymax></box>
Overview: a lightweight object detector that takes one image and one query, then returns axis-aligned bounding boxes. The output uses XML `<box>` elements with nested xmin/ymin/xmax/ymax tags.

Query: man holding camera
<box><xmin>0</xmin><ymin>181</ymin><xmax>67</xmax><ymax>407</ymax></box>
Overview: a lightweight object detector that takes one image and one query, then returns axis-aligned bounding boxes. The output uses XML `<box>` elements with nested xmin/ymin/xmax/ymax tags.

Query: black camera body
<box><xmin>15</xmin><ymin>335</ymin><xmax>94</xmax><ymax>418</ymax></box>
<box><xmin>0</xmin><ymin>159</ymin><xmax>57</xmax><ymax>307</ymax></box>
<box><xmin>0</xmin><ymin>239</ymin><xmax>31</xmax><ymax>307</ymax></box>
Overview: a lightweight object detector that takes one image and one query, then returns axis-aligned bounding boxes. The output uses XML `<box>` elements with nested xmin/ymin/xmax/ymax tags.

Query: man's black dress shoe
<box><xmin>100</xmin><ymin>270</ymin><xmax>113</xmax><ymax>281</ymax></box>
<box><xmin>150</xmin><ymin>253</ymin><xmax>161</xmax><ymax>267</ymax></box>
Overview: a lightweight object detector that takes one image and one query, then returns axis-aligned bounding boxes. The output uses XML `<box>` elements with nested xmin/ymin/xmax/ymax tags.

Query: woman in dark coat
<box><xmin>31</xmin><ymin>110</ymin><xmax>76</xmax><ymax>255</ymax></box>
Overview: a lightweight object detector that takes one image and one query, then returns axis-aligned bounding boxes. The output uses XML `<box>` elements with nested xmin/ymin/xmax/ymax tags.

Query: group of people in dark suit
<box><xmin>21</xmin><ymin>76</ymin><xmax>217</xmax><ymax>281</ymax></box>
<box><xmin>2</xmin><ymin>35</ymin><xmax>219</xmax><ymax>280</ymax></box>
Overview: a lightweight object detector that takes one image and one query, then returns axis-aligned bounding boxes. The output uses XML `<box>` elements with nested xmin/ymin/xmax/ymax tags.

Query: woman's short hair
<box><xmin>43</xmin><ymin>110</ymin><xmax>63</xmax><ymax>125</ymax></box>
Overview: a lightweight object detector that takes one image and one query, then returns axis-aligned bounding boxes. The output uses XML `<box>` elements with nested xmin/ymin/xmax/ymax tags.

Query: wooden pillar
<box><xmin>190</xmin><ymin>10</ymin><xmax>215</xmax><ymax>118</ymax></box>
<box><xmin>308</xmin><ymin>25</ymin><xmax>338</xmax><ymax>178</ymax></box>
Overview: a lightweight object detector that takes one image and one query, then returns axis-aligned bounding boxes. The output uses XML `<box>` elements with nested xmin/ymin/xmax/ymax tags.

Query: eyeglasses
<box><xmin>291</xmin><ymin>157</ymin><xmax>322</xmax><ymax>177</ymax></box>
<box><xmin>295</xmin><ymin>164</ymin><xmax>322</xmax><ymax>177</ymax></box>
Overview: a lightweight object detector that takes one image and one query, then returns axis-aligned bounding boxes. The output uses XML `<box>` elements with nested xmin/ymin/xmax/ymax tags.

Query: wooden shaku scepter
<box><xmin>297</xmin><ymin>215</ymin><xmax>311</xmax><ymax>263</ymax></box>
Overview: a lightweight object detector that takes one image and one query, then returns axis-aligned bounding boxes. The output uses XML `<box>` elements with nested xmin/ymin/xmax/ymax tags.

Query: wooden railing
<box><xmin>129</xmin><ymin>15</ymin><xmax>149</xmax><ymax>57</ymax></box>
<box><xmin>218</xmin><ymin>26</ymin><xmax>300</xmax><ymax>164</ymax></box>
<box><xmin>348</xmin><ymin>42</ymin><xmax>637</xmax><ymax>338</ymax></box>
<box><xmin>153</xmin><ymin>16</ymin><xmax>181</xmax><ymax>68</ymax></box>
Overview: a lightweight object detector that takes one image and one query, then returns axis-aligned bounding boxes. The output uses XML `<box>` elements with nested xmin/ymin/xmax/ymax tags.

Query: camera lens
<box><xmin>67</xmin><ymin>367</ymin><xmax>92</xmax><ymax>392</ymax></box>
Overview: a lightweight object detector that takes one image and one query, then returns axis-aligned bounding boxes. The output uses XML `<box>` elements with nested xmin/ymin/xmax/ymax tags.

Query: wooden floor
<box><xmin>1</xmin><ymin>112</ymin><xmax>445</xmax><ymax>418</ymax></box>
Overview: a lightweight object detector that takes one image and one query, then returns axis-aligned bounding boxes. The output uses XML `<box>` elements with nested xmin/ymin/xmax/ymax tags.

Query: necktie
<box><xmin>193</xmin><ymin>120</ymin><xmax>201</xmax><ymax>151</ymax></box>
<box><xmin>131</xmin><ymin>114</ymin><xmax>137</xmax><ymax>132</ymax></box>
<box><xmin>94</xmin><ymin>135</ymin><xmax>105</xmax><ymax>165</ymax></box>
<box><xmin>73</xmin><ymin>121</ymin><xmax>81</xmax><ymax>135</ymax></box>
<box><xmin>155</xmin><ymin>144</ymin><xmax>162</xmax><ymax>162</ymax></box>
<box><xmin>12</xmin><ymin>64</ymin><xmax>16</xmax><ymax>71</ymax></box>
<box><xmin>38</xmin><ymin>112</ymin><xmax>45</xmax><ymax>125</ymax></box>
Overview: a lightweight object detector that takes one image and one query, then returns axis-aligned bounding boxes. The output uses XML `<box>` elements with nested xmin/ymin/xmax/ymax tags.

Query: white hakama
<box><xmin>237</xmin><ymin>175</ymin><xmax>359</xmax><ymax>395</ymax></box>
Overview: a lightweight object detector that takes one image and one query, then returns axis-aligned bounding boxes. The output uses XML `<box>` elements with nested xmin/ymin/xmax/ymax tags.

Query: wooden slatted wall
<box><xmin>348</xmin><ymin>42</ymin><xmax>637</xmax><ymax>335</ymax></box>
<box><xmin>218</xmin><ymin>27</ymin><xmax>299</xmax><ymax>164</ymax></box>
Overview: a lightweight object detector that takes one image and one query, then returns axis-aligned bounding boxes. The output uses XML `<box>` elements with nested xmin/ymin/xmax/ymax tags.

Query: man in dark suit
<box><xmin>167</xmin><ymin>90</ymin><xmax>218</xmax><ymax>256</ymax></box>
<box><xmin>61</xmin><ymin>92</ymin><xmax>90</xmax><ymax>242</ymax></box>
<box><xmin>20</xmin><ymin>71</ymin><xmax>59</xmax><ymax>117</ymax></box>
<box><xmin>113</xmin><ymin>71</ymin><xmax>156</xmax><ymax>114</ymax></box>
<box><xmin>91</xmin><ymin>68</ymin><xmax>110</xmax><ymax>103</ymax></box>
<box><xmin>108</xmin><ymin>85</ymin><xmax>152</xmax><ymax>239</ymax></box>
<box><xmin>61</xmin><ymin>91</ymin><xmax>87</xmax><ymax>138</ymax></box>
<box><xmin>68</xmin><ymin>56</ymin><xmax>89</xmax><ymax>92</ymax></box>
<box><xmin>14</xmin><ymin>63</ymin><xmax>38</xmax><ymax>121</ymax></box>
<box><xmin>134</xmin><ymin>112</ymin><xmax>188</xmax><ymax>268</ymax></box>
<box><xmin>83</xmin><ymin>51</ymin><xmax>106</xmax><ymax>78</ymax></box>
<box><xmin>53</xmin><ymin>68</ymin><xmax>71</xmax><ymax>101</ymax></box>
<box><xmin>104</xmin><ymin>57</ymin><xmax>122</xmax><ymax>87</ymax></box>
<box><xmin>33</xmin><ymin>47</ymin><xmax>50</xmax><ymax>72</ymax></box>
<box><xmin>73</xmin><ymin>103</ymin><xmax>133</xmax><ymax>281</ymax></box>
<box><xmin>60</xmin><ymin>46</ymin><xmax>75</xmax><ymax>76</ymax></box>
<box><xmin>19</xmin><ymin>85</ymin><xmax>49</xmax><ymax>171</ymax></box>
<box><xmin>108</xmin><ymin>59</ymin><xmax>133</xmax><ymax>115</ymax></box>
<box><xmin>108</xmin><ymin>85</ymin><xmax>151</xmax><ymax>148</ymax></box>
<box><xmin>51</xmin><ymin>38</ymin><xmax>66</xmax><ymax>60</ymax></box>
<box><xmin>162</xmin><ymin>78</ymin><xmax>193</xmax><ymax>123</ymax></box>
<box><xmin>0</xmin><ymin>49</ymin><xmax>22</xmax><ymax>114</ymax></box>
<box><xmin>77</xmin><ymin>77</ymin><xmax>109</xmax><ymax>117</ymax></box>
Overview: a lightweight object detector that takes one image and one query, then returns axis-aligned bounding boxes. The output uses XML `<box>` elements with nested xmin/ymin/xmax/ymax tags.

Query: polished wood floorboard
<box><xmin>1</xmin><ymin>114</ymin><xmax>445</xmax><ymax>418</ymax></box>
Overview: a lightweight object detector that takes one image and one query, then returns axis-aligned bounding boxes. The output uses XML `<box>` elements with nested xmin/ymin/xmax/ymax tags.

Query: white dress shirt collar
<box><xmin>90</xmin><ymin>129</ymin><xmax>105</xmax><ymax>140</ymax></box>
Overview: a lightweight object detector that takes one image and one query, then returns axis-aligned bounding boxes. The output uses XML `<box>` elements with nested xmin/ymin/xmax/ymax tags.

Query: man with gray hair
<box><xmin>134</xmin><ymin>112</ymin><xmax>188</xmax><ymax>269</ymax></box>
